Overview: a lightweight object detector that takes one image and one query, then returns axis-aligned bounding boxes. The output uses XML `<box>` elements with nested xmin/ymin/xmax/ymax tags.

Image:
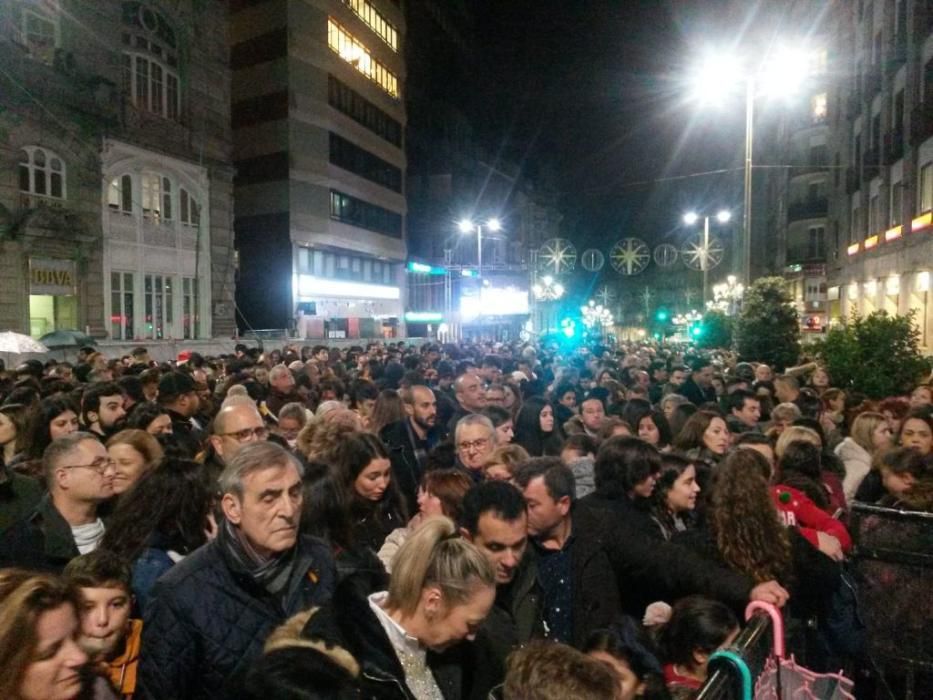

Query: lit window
<box><xmin>19</xmin><ymin>146</ymin><xmax>65</xmax><ymax>199</ymax></box>
<box><xmin>144</xmin><ymin>274</ymin><xmax>173</xmax><ymax>340</ymax></box>
<box><xmin>327</xmin><ymin>19</ymin><xmax>399</xmax><ymax>98</ymax></box>
<box><xmin>108</xmin><ymin>174</ymin><xmax>133</xmax><ymax>214</ymax></box>
<box><xmin>342</xmin><ymin>0</ymin><xmax>398</xmax><ymax>51</ymax></box>
<box><xmin>141</xmin><ymin>173</ymin><xmax>173</xmax><ymax>221</ymax></box>
<box><xmin>811</xmin><ymin>93</ymin><xmax>827</xmax><ymax>122</ymax></box>
<box><xmin>920</xmin><ymin>162</ymin><xmax>933</xmax><ymax>213</ymax></box>
<box><xmin>111</xmin><ymin>271</ymin><xmax>135</xmax><ymax>340</ymax></box>
<box><xmin>182</xmin><ymin>277</ymin><xmax>200</xmax><ymax>339</ymax></box>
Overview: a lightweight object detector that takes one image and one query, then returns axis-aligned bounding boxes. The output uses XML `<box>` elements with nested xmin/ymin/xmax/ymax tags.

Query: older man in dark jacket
<box><xmin>138</xmin><ymin>442</ymin><xmax>335</xmax><ymax>700</ymax></box>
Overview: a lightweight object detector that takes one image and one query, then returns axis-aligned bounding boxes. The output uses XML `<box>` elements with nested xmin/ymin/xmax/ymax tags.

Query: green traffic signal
<box><xmin>656</xmin><ymin>309</ymin><xmax>668</xmax><ymax>322</ymax></box>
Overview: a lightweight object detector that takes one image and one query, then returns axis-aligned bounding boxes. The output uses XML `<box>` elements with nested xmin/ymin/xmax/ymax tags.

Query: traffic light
<box><xmin>560</xmin><ymin>318</ymin><xmax>576</xmax><ymax>338</ymax></box>
<box><xmin>690</xmin><ymin>323</ymin><xmax>703</xmax><ymax>338</ymax></box>
<box><xmin>656</xmin><ymin>308</ymin><xmax>669</xmax><ymax>322</ymax></box>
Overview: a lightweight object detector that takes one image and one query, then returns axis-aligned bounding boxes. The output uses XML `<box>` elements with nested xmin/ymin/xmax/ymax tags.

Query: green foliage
<box><xmin>812</xmin><ymin>311</ymin><xmax>930</xmax><ymax>399</ymax></box>
<box><xmin>735</xmin><ymin>277</ymin><xmax>800</xmax><ymax>371</ymax></box>
<box><xmin>696</xmin><ymin>310</ymin><xmax>733</xmax><ymax>349</ymax></box>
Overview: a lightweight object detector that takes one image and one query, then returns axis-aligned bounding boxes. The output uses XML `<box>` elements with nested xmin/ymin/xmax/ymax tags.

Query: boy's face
<box><xmin>77</xmin><ymin>585</ymin><xmax>132</xmax><ymax>659</ymax></box>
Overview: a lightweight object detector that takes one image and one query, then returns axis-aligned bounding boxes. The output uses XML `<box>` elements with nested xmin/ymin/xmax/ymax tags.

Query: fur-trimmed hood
<box><xmin>265</xmin><ymin>608</ymin><xmax>361</xmax><ymax>678</ymax></box>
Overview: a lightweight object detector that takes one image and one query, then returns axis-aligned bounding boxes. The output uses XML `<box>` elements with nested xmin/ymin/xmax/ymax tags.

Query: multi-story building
<box><xmin>0</xmin><ymin>0</ymin><xmax>235</xmax><ymax>342</ymax></box>
<box><xmin>826</xmin><ymin>0</ymin><xmax>933</xmax><ymax>349</ymax></box>
<box><xmin>230</xmin><ymin>0</ymin><xmax>407</xmax><ymax>340</ymax></box>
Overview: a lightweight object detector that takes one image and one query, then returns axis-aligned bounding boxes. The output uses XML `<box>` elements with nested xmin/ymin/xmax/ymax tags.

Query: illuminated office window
<box><xmin>342</xmin><ymin>0</ymin><xmax>397</xmax><ymax>51</ymax></box>
<box><xmin>327</xmin><ymin>18</ymin><xmax>399</xmax><ymax>98</ymax></box>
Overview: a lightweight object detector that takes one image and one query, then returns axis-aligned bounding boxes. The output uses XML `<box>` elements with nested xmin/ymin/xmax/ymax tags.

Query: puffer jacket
<box><xmin>834</xmin><ymin>437</ymin><xmax>873</xmax><ymax>503</ymax></box>
<box><xmin>137</xmin><ymin>533</ymin><xmax>336</xmax><ymax>700</ymax></box>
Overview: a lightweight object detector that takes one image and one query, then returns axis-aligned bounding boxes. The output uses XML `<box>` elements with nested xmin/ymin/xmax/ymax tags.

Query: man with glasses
<box><xmin>0</xmin><ymin>432</ymin><xmax>115</xmax><ymax>573</ymax></box>
<box><xmin>455</xmin><ymin>413</ymin><xmax>498</xmax><ymax>481</ymax></box>
<box><xmin>204</xmin><ymin>402</ymin><xmax>269</xmax><ymax>483</ymax></box>
<box><xmin>158</xmin><ymin>372</ymin><xmax>203</xmax><ymax>458</ymax></box>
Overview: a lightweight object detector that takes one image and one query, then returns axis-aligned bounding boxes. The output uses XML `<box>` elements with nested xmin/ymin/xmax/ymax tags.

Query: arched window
<box><xmin>121</xmin><ymin>2</ymin><xmax>181</xmax><ymax>120</ymax></box>
<box><xmin>179</xmin><ymin>187</ymin><xmax>200</xmax><ymax>226</ymax></box>
<box><xmin>19</xmin><ymin>147</ymin><xmax>65</xmax><ymax>199</ymax></box>
<box><xmin>108</xmin><ymin>174</ymin><xmax>133</xmax><ymax>214</ymax></box>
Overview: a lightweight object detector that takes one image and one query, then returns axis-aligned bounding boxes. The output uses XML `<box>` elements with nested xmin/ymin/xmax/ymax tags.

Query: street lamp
<box><xmin>532</xmin><ymin>274</ymin><xmax>565</xmax><ymax>301</ymax></box>
<box><xmin>708</xmin><ymin>274</ymin><xmax>745</xmax><ymax>315</ymax></box>
<box><xmin>458</xmin><ymin>217</ymin><xmax>501</xmax><ymax>279</ymax></box>
<box><xmin>683</xmin><ymin>209</ymin><xmax>731</xmax><ymax>305</ymax></box>
<box><xmin>689</xmin><ymin>47</ymin><xmax>810</xmax><ymax>286</ymax></box>
<box><xmin>581</xmin><ymin>299</ymin><xmax>614</xmax><ymax>339</ymax></box>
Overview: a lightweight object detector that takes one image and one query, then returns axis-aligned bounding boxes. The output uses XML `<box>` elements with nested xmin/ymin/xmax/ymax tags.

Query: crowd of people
<box><xmin>0</xmin><ymin>339</ymin><xmax>931</xmax><ymax>699</ymax></box>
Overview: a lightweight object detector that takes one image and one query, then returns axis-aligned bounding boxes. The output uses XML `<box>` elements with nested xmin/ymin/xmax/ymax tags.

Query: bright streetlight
<box><xmin>689</xmin><ymin>47</ymin><xmax>811</xmax><ymax>286</ymax></box>
<box><xmin>683</xmin><ymin>209</ymin><xmax>731</xmax><ymax>306</ymax></box>
<box><xmin>708</xmin><ymin>274</ymin><xmax>745</xmax><ymax>316</ymax></box>
<box><xmin>457</xmin><ymin>217</ymin><xmax>502</xmax><ymax>279</ymax></box>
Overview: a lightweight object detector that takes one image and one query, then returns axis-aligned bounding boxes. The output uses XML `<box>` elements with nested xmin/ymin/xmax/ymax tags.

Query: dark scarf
<box><xmin>217</xmin><ymin>518</ymin><xmax>297</xmax><ymax>597</ymax></box>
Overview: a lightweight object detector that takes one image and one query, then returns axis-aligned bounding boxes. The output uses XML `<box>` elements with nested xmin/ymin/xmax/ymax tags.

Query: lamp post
<box><xmin>532</xmin><ymin>274</ymin><xmax>565</xmax><ymax>334</ymax></box>
<box><xmin>458</xmin><ymin>217</ymin><xmax>501</xmax><ymax>280</ymax></box>
<box><xmin>689</xmin><ymin>49</ymin><xmax>810</xmax><ymax>285</ymax></box>
<box><xmin>581</xmin><ymin>299</ymin><xmax>614</xmax><ymax>341</ymax></box>
<box><xmin>684</xmin><ymin>209</ymin><xmax>731</xmax><ymax>305</ymax></box>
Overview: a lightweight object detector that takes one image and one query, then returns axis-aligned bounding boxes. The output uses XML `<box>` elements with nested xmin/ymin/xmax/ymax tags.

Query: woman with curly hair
<box><xmin>675</xmin><ymin>449</ymin><xmax>840</xmax><ymax>624</ymax></box>
<box><xmin>99</xmin><ymin>458</ymin><xmax>214</xmax><ymax>615</ymax></box>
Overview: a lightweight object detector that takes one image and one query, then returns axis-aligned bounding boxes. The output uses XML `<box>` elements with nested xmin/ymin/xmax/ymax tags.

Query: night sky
<box><xmin>468</xmin><ymin>0</ymin><xmax>798</xmax><ymax>305</ymax></box>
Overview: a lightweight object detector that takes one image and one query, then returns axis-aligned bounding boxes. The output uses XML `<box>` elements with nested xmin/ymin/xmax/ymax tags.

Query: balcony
<box><xmin>785</xmin><ymin>246</ymin><xmax>826</xmax><ymax>266</ymax></box>
<box><xmin>790</xmin><ymin>151</ymin><xmax>829</xmax><ymax>177</ymax></box>
<box><xmin>787</xmin><ymin>197</ymin><xmax>829</xmax><ymax>223</ymax></box>
<box><xmin>862</xmin><ymin>147</ymin><xmax>881</xmax><ymax>181</ymax></box>
<box><xmin>883</xmin><ymin>129</ymin><xmax>905</xmax><ymax>164</ymax></box>
<box><xmin>911</xmin><ymin>101</ymin><xmax>933</xmax><ymax>145</ymax></box>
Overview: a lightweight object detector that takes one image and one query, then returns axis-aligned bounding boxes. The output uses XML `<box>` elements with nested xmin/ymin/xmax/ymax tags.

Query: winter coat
<box><xmin>834</xmin><ymin>437</ymin><xmax>873</xmax><ymax>503</ymax></box>
<box><xmin>0</xmin><ymin>494</ymin><xmax>81</xmax><ymax>574</ymax></box>
<box><xmin>376</xmin><ymin>526</ymin><xmax>410</xmax><ymax>574</ymax></box>
<box><xmin>680</xmin><ymin>377</ymin><xmax>717</xmax><ymax>407</ymax></box>
<box><xmin>137</xmin><ymin>533</ymin><xmax>336</xmax><ymax>699</ymax></box>
<box><xmin>298</xmin><ymin>574</ymin><xmax>469</xmax><ymax>699</ymax></box>
<box><xmin>469</xmin><ymin>551</ymin><xmax>545</xmax><ymax>700</ymax></box>
<box><xmin>0</xmin><ymin>462</ymin><xmax>42</xmax><ymax>534</ymax></box>
<box><xmin>381</xmin><ymin>419</ymin><xmax>433</xmax><ymax>514</ymax></box>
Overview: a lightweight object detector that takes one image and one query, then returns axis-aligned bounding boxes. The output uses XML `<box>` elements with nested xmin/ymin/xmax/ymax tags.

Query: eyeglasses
<box><xmin>61</xmin><ymin>457</ymin><xmax>116</xmax><ymax>475</ymax></box>
<box><xmin>219</xmin><ymin>426</ymin><xmax>269</xmax><ymax>443</ymax></box>
<box><xmin>457</xmin><ymin>438</ymin><xmax>490</xmax><ymax>452</ymax></box>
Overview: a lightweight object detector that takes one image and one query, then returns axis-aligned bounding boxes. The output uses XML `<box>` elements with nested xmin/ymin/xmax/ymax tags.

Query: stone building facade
<box><xmin>0</xmin><ymin>0</ymin><xmax>235</xmax><ymax>341</ymax></box>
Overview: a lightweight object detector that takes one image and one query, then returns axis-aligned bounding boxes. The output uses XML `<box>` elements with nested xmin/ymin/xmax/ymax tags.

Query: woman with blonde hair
<box><xmin>483</xmin><ymin>443</ymin><xmax>530</xmax><ymax>482</ymax></box>
<box><xmin>106</xmin><ymin>428</ymin><xmax>164</xmax><ymax>495</ymax></box>
<box><xmin>834</xmin><ymin>411</ymin><xmax>893</xmax><ymax>501</ymax></box>
<box><xmin>0</xmin><ymin>569</ymin><xmax>90</xmax><ymax>700</ymax></box>
<box><xmin>283</xmin><ymin>517</ymin><xmax>496</xmax><ymax>698</ymax></box>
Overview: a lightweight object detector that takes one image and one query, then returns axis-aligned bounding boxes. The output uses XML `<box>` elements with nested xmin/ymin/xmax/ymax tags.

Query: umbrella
<box><xmin>0</xmin><ymin>332</ymin><xmax>49</xmax><ymax>354</ymax></box>
<box><xmin>38</xmin><ymin>329</ymin><xmax>97</xmax><ymax>350</ymax></box>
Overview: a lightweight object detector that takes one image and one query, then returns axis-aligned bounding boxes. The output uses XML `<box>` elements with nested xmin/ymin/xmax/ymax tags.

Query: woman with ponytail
<box><xmin>275</xmin><ymin>516</ymin><xmax>496</xmax><ymax>699</ymax></box>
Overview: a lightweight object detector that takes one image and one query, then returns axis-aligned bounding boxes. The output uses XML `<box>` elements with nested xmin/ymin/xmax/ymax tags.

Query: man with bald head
<box><xmin>447</xmin><ymin>371</ymin><xmax>488</xmax><ymax>435</ymax></box>
<box><xmin>381</xmin><ymin>385</ymin><xmax>440</xmax><ymax>511</ymax></box>
<box><xmin>203</xmin><ymin>403</ymin><xmax>268</xmax><ymax>484</ymax></box>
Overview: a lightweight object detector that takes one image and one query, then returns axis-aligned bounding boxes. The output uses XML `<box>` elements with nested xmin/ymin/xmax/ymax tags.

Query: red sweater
<box><xmin>771</xmin><ymin>485</ymin><xmax>852</xmax><ymax>553</ymax></box>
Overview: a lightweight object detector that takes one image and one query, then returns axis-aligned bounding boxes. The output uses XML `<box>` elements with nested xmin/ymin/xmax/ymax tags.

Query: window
<box><xmin>330</xmin><ymin>190</ymin><xmax>403</xmax><ymax>238</ymax></box>
<box><xmin>141</xmin><ymin>173</ymin><xmax>172</xmax><ymax>221</ymax></box>
<box><xmin>179</xmin><ymin>188</ymin><xmax>200</xmax><ymax>226</ymax></box>
<box><xmin>327</xmin><ymin>18</ymin><xmax>399</xmax><ymax>98</ymax></box>
<box><xmin>808</xmin><ymin>226</ymin><xmax>825</xmax><ymax>259</ymax></box>
<box><xmin>182</xmin><ymin>277</ymin><xmax>199</xmax><ymax>339</ymax></box>
<box><xmin>891</xmin><ymin>181</ymin><xmax>903</xmax><ymax>225</ymax></box>
<box><xmin>341</xmin><ymin>0</ymin><xmax>398</xmax><ymax>50</ymax></box>
<box><xmin>809</xmin><ymin>49</ymin><xmax>827</xmax><ymax>76</ymax></box>
<box><xmin>111</xmin><ymin>272</ymin><xmax>135</xmax><ymax>340</ymax></box>
<box><xmin>108</xmin><ymin>175</ymin><xmax>133</xmax><ymax>214</ymax></box>
<box><xmin>144</xmin><ymin>274</ymin><xmax>173</xmax><ymax>340</ymax></box>
<box><xmin>869</xmin><ymin>194</ymin><xmax>881</xmax><ymax>232</ymax></box>
<box><xmin>329</xmin><ymin>133</ymin><xmax>402</xmax><ymax>192</ymax></box>
<box><xmin>328</xmin><ymin>75</ymin><xmax>402</xmax><ymax>146</ymax></box>
<box><xmin>18</xmin><ymin>147</ymin><xmax>65</xmax><ymax>199</ymax></box>
<box><xmin>121</xmin><ymin>3</ymin><xmax>181</xmax><ymax>120</ymax></box>
<box><xmin>811</xmin><ymin>93</ymin><xmax>827</xmax><ymax>123</ymax></box>
<box><xmin>920</xmin><ymin>162</ymin><xmax>933</xmax><ymax>213</ymax></box>
<box><xmin>851</xmin><ymin>207</ymin><xmax>862</xmax><ymax>242</ymax></box>
<box><xmin>20</xmin><ymin>7</ymin><xmax>59</xmax><ymax>64</ymax></box>
<box><xmin>298</xmin><ymin>248</ymin><xmax>396</xmax><ymax>285</ymax></box>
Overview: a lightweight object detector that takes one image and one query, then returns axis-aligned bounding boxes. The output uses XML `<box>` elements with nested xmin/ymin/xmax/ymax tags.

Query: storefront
<box><xmin>294</xmin><ymin>275</ymin><xmax>403</xmax><ymax>339</ymax></box>
<box><xmin>28</xmin><ymin>257</ymin><xmax>79</xmax><ymax>337</ymax></box>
